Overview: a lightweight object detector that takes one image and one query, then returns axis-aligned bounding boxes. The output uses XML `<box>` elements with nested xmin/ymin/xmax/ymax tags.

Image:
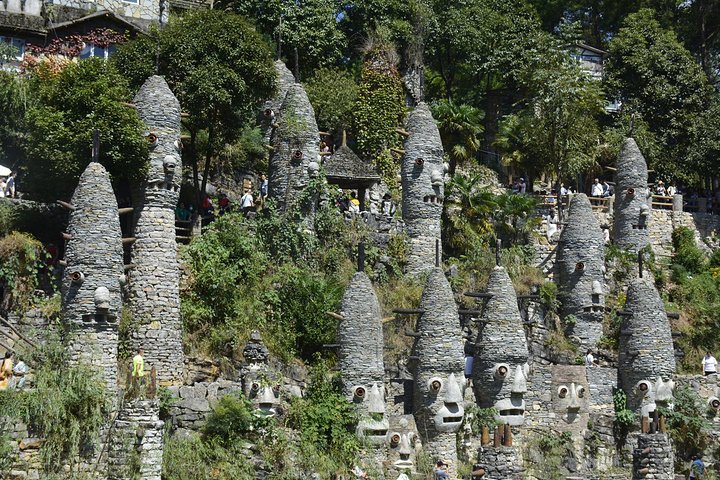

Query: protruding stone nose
<box><xmin>368</xmin><ymin>383</ymin><xmax>385</xmax><ymax>415</ymax></box>
<box><xmin>511</xmin><ymin>365</ymin><xmax>527</xmax><ymax>394</ymax></box>
<box><xmin>568</xmin><ymin>383</ymin><xmax>581</xmax><ymax>410</ymax></box>
<box><xmin>399</xmin><ymin>433</ymin><xmax>412</xmax><ymax>456</ymax></box>
<box><xmin>163</xmin><ymin>155</ymin><xmax>177</xmax><ymax>173</ymax></box>
<box><xmin>259</xmin><ymin>385</ymin><xmax>275</xmax><ymax>407</ymax></box>
<box><xmin>94</xmin><ymin>286</ymin><xmax>111</xmax><ymax>310</ymax></box>
<box><xmin>592</xmin><ymin>280</ymin><xmax>603</xmax><ymax>295</ymax></box>
<box><xmin>444</xmin><ymin>373</ymin><xmax>463</xmax><ymax>404</ymax></box>
<box><xmin>655</xmin><ymin>377</ymin><xmax>674</xmax><ymax>402</ymax></box>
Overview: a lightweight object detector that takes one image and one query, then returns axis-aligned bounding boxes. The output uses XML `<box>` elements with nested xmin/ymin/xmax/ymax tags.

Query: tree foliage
<box><xmin>431</xmin><ymin>99</ymin><xmax>483</xmax><ymax>173</ymax></box>
<box><xmin>305</xmin><ymin>66</ymin><xmax>359</xmax><ymax>137</ymax></box>
<box><xmin>23</xmin><ymin>57</ymin><xmax>148</xmax><ymax>201</ymax></box>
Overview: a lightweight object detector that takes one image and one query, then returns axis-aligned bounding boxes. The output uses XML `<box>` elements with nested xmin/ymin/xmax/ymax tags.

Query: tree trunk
<box><xmin>200</xmin><ymin>121</ymin><xmax>215</xmax><ymax>201</ymax></box>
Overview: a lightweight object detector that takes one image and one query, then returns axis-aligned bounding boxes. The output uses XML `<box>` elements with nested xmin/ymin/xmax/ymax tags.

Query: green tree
<box><xmin>0</xmin><ymin>71</ymin><xmax>33</xmax><ymax>171</ymax></box>
<box><xmin>430</xmin><ymin>99</ymin><xmax>484</xmax><ymax>173</ymax></box>
<box><xmin>496</xmin><ymin>47</ymin><xmax>604</xmax><ymax>193</ymax></box>
<box><xmin>305</xmin><ymin>66</ymin><xmax>359</xmax><ymax>138</ymax></box>
<box><xmin>111</xmin><ymin>10</ymin><xmax>276</xmax><ymax>205</ymax></box>
<box><xmin>444</xmin><ymin>172</ymin><xmax>496</xmax><ymax>252</ymax></box>
<box><xmin>23</xmin><ymin>57</ymin><xmax>148</xmax><ymax>201</ymax></box>
<box><xmin>605</xmin><ymin>9</ymin><xmax>712</xmax><ymax>181</ymax></box>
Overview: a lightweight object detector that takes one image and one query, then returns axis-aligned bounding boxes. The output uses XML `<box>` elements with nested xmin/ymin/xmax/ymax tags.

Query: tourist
<box><xmin>5</xmin><ymin>172</ymin><xmax>16</xmax><ymax>198</ymax></box>
<box><xmin>656</xmin><ymin>181</ymin><xmax>666</xmax><ymax>196</ymax></box>
<box><xmin>336</xmin><ymin>190</ymin><xmax>349</xmax><ymax>212</ymax></box>
<box><xmin>175</xmin><ymin>202</ymin><xmax>191</xmax><ymax>222</ymax></box>
<box><xmin>546</xmin><ymin>209</ymin><xmax>559</xmax><ymax>241</ymax></box>
<box><xmin>605</xmin><ymin>182</ymin><xmax>615</xmax><ymax>197</ymax></box>
<box><xmin>702</xmin><ymin>351</ymin><xmax>717</xmax><ymax>376</ymax></box>
<box><xmin>260</xmin><ymin>174</ymin><xmax>268</xmax><ymax>201</ymax></box>
<box><xmin>667</xmin><ymin>182</ymin><xmax>677</xmax><ymax>197</ymax></box>
<box><xmin>218</xmin><ymin>193</ymin><xmax>230</xmax><ymax>215</ymax></box>
<box><xmin>560</xmin><ymin>183</ymin><xmax>568</xmax><ymax>196</ymax></box>
<box><xmin>434</xmin><ymin>460</ymin><xmax>448</xmax><ymax>480</ymax></box>
<box><xmin>201</xmin><ymin>195</ymin><xmax>214</xmax><ymax>218</ymax></box>
<box><xmin>12</xmin><ymin>354</ymin><xmax>26</xmax><ymax>389</ymax></box>
<box><xmin>591</xmin><ymin>178</ymin><xmax>603</xmax><ymax>200</ymax></box>
<box><xmin>0</xmin><ymin>352</ymin><xmax>13</xmax><ymax>390</ymax></box>
<box><xmin>132</xmin><ymin>349</ymin><xmax>145</xmax><ymax>388</ymax></box>
<box><xmin>585</xmin><ymin>349</ymin><xmax>599</xmax><ymax>367</ymax></box>
<box><xmin>689</xmin><ymin>455</ymin><xmax>706</xmax><ymax>479</ymax></box>
<box><xmin>349</xmin><ymin>191</ymin><xmax>360</xmax><ymax>213</ymax></box>
<box><xmin>464</xmin><ymin>339</ymin><xmax>474</xmax><ymax>386</ymax></box>
<box><xmin>518</xmin><ymin>178</ymin><xmax>526</xmax><ymax>194</ymax></box>
<box><xmin>0</xmin><ymin>177</ymin><xmax>5</xmax><ymax>198</ymax></box>
<box><xmin>381</xmin><ymin>193</ymin><xmax>396</xmax><ymax>216</ymax></box>
<box><xmin>240</xmin><ymin>189</ymin><xmax>254</xmax><ymax>214</ymax></box>
<box><xmin>567</xmin><ymin>185</ymin><xmax>574</xmax><ymax>194</ymax></box>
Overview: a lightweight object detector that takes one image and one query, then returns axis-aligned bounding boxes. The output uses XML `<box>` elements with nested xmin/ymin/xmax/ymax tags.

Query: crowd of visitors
<box><xmin>0</xmin><ymin>172</ymin><xmax>17</xmax><ymax>198</ymax></box>
<box><xmin>0</xmin><ymin>351</ymin><xmax>26</xmax><ymax>390</ymax></box>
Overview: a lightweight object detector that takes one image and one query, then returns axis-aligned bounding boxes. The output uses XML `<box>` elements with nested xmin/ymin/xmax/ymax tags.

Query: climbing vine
<box><xmin>354</xmin><ymin>44</ymin><xmax>405</xmax><ymax>158</ymax></box>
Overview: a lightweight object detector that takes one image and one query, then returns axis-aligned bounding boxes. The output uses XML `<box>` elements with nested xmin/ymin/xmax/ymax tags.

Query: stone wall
<box><xmin>632</xmin><ymin>434</ymin><xmax>674</xmax><ymax>480</ymax></box>
<box><xmin>128</xmin><ymin>76</ymin><xmax>184</xmax><ymax>385</ymax></box>
<box><xmin>401</xmin><ymin>102</ymin><xmax>444</xmax><ymax>275</ymax></box>
<box><xmin>61</xmin><ymin>162</ymin><xmax>124</xmax><ymax>390</ymax></box>
<box><xmin>108</xmin><ymin>401</ymin><xmax>164</xmax><ymax>480</ymax></box>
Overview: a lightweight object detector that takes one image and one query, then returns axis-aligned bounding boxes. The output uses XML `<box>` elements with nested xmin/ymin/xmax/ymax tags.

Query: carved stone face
<box><xmin>356</xmin><ymin>383</ymin><xmax>389</xmax><ymax>444</ymax></box>
<box><xmin>389</xmin><ymin>432</ymin><xmax>417</xmax><ymax>471</ymax></box>
<box><xmin>421</xmin><ymin>373</ymin><xmax>464</xmax><ymax>433</ymax></box>
<box><xmin>246</xmin><ymin>377</ymin><xmax>282</xmax><ymax>417</ymax></box>
<box><xmin>488</xmin><ymin>364</ymin><xmax>528</xmax><ymax>425</ymax></box>
<box><xmin>550</xmin><ymin>366</ymin><xmax>590</xmax><ymax>425</ymax></box>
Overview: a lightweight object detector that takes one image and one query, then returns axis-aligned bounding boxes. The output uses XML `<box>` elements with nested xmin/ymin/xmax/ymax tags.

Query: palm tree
<box><xmin>431</xmin><ymin>99</ymin><xmax>484</xmax><ymax>174</ymax></box>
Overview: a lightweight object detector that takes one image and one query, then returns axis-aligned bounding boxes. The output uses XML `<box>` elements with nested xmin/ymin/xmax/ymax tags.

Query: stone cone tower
<box><xmin>336</xmin><ymin>271</ymin><xmax>385</xmax><ymax>404</ymax></box>
<box><xmin>128</xmin><ymin>75</ymin><xmax>184</xmax><ymax>385</ymax></box>
<box><xmin>258</xmin><ymin>60</ymin><xmax>295</xmax><ymax>145</ymax></box>
<box><xmin>618</xmin><ymin>278</ymin><xmax>676</xmax><ymax>416</ymax></box>
<box><xmin>412</xmin><ymin>267</ymin><xmax>464</xmax><ymax>479</ymax></box>
<box><xmin>61</xmin><ymin>161</ymin><xmax>124</xmax><ymax>390</ymax></box>
<box><xmin>268</xmin><ymin>82</ymin><xmax>321</xmax><ymax>216</ymax></box>
<box><xmin>401</xmin><ymin>102</ymin><xmax>444</xmax><ymax>275</ymax></box>
<box><xmin>558</xmin><ymin>193</ymin><xmax>605</xmax><ymax>348</ymax></box>
<box><xmin>613</xmin><ymin>138</ymin><xmax>651</xmax><ymax>251</ymax></box>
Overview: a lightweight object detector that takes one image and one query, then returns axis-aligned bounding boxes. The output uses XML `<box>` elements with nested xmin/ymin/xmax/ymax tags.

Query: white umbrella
<box><xmin>0</xmin><ymin>165</ymin><xmax>11</xmax><ymax>176</ymax></box>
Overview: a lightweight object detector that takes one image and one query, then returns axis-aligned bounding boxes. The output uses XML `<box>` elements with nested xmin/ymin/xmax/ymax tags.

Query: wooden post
<box><xmin>357</xmin><ymin>243</ymin><xmax>365</xmax><ymax>272</ymax></box>
<box><xmin>435</xmin><ymin>239</ymin><xmax>440</xmax><ymax>267</ymax></box>
<box><xmin>481</xmin><ymin>426</ymin><xmax>490</xmax><ymax>445</ymax></box>
<box><xmin>503</xmin><ymin>424</ymin><xmax>512</xmax><ymax>447</ymax></box>
<box><xmin>496</xmin><ymin>238</ymin><xmax>502</xmax><ymax>267</ymax></box>
<box><xmin>659</xmin><ymin>415</ymin><xmax>666</xmax><ymax>433</ymax></box>
<box><xmin>641</xmin><ymin>416</ymin><xmax>649</xmax><ymax>433</ymax></box>
<box><xmin>92</xmin><ymin>129</ymin><xmax>100</xmax><ymax>163</ymax></box>
<box><xmin>638</xmin><ymin>251</ymin><xmax>643</xmax><ymax>278</ymax></box>
<box><xmin>493</xmin><ymin>426</ymin><xmax>502</xmax><ymax>447</ymax></box>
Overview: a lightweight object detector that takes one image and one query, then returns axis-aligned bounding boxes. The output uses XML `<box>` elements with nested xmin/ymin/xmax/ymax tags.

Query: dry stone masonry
<box><xmin>128</xmin><ymin>75</ymin><xmax>184</xmax><ymax>385</ymax></box>
<box><xmin>401</xmin><ymin>102</ymin><xmax>444</xmax><ymax>275</ymax></box>
<box><xmin>61</xmin><ymin>161</ymin><xmax>124</xmax><ymax>390</ymax></box>
<box><xmin>613</xmin><ymin>138</ymin><xmax>651</xmax><ymax>251</ymax></box>
<box><xmin>412</xmin><ymin>267</ymin><xmax>464</xmax><ymax>479</ymax></box>
<box><xmin>258</xmin><ymin>60</ymin><xmax>296</xmax><ymax>146</ymax></box>
<box><xmin>618</xmin><ymin>278</ymin><xmax>676</xmax><ymax>416</ymax></box>
<box><xmin>268</xmin><ymin>82</ymin><xmax>321</xmax><ymax>216</ymax></box>
<box><xmin>557</xmin><ymin>193</ymin><xmax>605</xmax><ymax>348</ymax></box>
<box><xmin>108</xmin><ymin>401</ymin><xmax>164</xmax><ymax>480</ymax></box>
<box><xmin>632</xmin><ymin>434</ymin><xmax>674</xmax><ymax>480</ymax></box>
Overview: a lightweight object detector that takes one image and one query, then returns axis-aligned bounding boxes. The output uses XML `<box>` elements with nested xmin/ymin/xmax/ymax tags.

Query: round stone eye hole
<box><xmin>355</xmin><ymin>386</ymin><xmax>366</xmax><ymax>398</ymax></box>
<box><xmin>146</xmin><ymin>133</ymin><xmax>158</xmax><ymax>145</ymax></box>
<box><xmin>497</xmin><ymin>366</ymin><xmax>508</xmax><ymax>377</ymax></box>
<box><xmin>415</xmin><ymin>158</ymin><xmax>424</xmax><ymax>168</ymax></box>
<box><xmin>293</xmin><ymin>150</ymin><xmax>303</xmax><ymax>160</ymax></box>
<box><xmin>430</xmin><ymin>380</ymin><xmax>442</xmax><ymax>392</ymax></box>
<box><xmin>71</xmin><ymin>271</ymin><xmax>84</xmax><ymax>284</ymax></box>
<box><xmin>390</xmin><ymin>434</ymin><xmax>401</xmax><ymax>445</ymax></box>
<box><xmin>559</xmin><ymin>387</ymin><xmax>568</xmax><ymax>398</ymax></box>
<box><xmin>638</xmin><ymin>382</ymin><xmax>648</xmax><ymax>392</ymax></box>
<box><xmin>711</xmin><ymin>399</ymin><xmax>720</xmax><ymax>409</ymax></box>
<box><xmin>273</xmin><ymin>384</ymin><xmax>281</xmax><ymax>393</ymax></box>
<box><xmin>577</xmin><ymin>387</ymin><xmax>586</xmax><ymax>398</ymax></box>
<box><xmin>575</xmin><ymin>262</ymin><xmax>585</xmax><ymax>271</ymax></box>
<box><xmin>627</xmin><ymin>188</ymin><xmax>635</xmax><ymax>196</ymax></box>
<box><xmin>264</xmin><ymin>108</ymin><xmax>273</xmax><ymax>117</ymax></box>
<box><xmin>251</xmin><ymin>383</ymin><xmax>260</xmax><ymax>392</ymax></box>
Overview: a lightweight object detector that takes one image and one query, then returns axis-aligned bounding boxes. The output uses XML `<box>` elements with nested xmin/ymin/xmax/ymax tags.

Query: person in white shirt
<box><xmin>702</xmin><ymin>352</ymin><xmax>717</xmax><ymax>376</ymax></box>
<box><xmin>585</xmin><ymin>349</ymin><xmax>599</xmax><ymax>367</ymax></box>
<box><xmin>240</xmin><ymin>189</ymin><xmax>254</xmax><ymax>214</ymax></box>
<box><xmin>0</xmin><ymin>178</ymin><xmax>5</xmax><ymax>198</ymax></box>
<box><xmin>591</xmin><ymin>178</ymin><xmax>604</xmax><ymax>198</ymax></box>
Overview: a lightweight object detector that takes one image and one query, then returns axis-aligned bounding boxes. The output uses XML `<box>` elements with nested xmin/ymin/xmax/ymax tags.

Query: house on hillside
<box><xmin>0</xmin><ymin>0</ymin><xmax>206</xmax><ymax>68</ymax></box>
<box><xmin>568</xmin><ymin>43</ymin><xmax>609</xmax><ymax>81</ymax></box>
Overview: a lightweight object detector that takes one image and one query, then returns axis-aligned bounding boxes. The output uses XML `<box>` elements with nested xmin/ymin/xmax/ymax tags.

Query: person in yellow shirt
<box><xmin>132</xmin><ymin>349</ymin><xmax>145</xmax><ymax>395</ymax></box>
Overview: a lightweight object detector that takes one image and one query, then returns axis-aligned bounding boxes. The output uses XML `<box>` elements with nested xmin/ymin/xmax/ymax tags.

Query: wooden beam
<box><xmin>395</xmin><ymin>128</ymin><xmax>410</xmax><ymax>136</ymax></box>
<box><xmin>390</xmin><ymin>148</ymin><xmax>406</xmax><ymax>155</ymax></box>
<box><xmin>381</xmin><ymin>316</ymin><xmax>395</xmax><ymax>323</ymax></box>
<box><xmin>181</xmin><ymin>112</ymin><xmax>190</xmax><ymax>118</ymax></box>
<box><xmin>58</xmin><ymin>260</ymin><xmax>67</xmax><ymax>267</ymax></box>
<box><xmin>392</xmin><ymin>308</ymin><xmax>425</xmax><ymax>314</ymax></box>
<box><xmin>122</xmin><ymin>237</ymin><xmax>136</xmax><ymax>244</ymax></box>
<box><xmin>62</xmin><ymin>232</ymin><xmax>71</xmax><ymax>241</ymax></box>
<box><xmin>120</xmin><ymin>102</ymin><xmax>136</xmax><ymax>109</ymax></box>
<box><xmin>124</xmin><ymin>264</ymin><xmax>136</xmax><ymax>271</ymax></box>
<box><xmin>325</xmin><ymin>311</ymin><xmax>344</xmax><ymax>320</ymax></box>
<box><xmin>56</xmin><ymin>200</ymin><xmax>75</xmax><ymax>211</ymax></box>
<box><xmin>118</xmin><ymin>207</ymin><xmax>134</xmax><ymax>215</ymax></box>
<box><xmin>0</xmin><ymin>317</ymin><xmax>38</xmax><ymax>349</ymax></box>
<box><xmin>604</xmin><ymin>166</ymin><xmax>617</xmax><ymax>171</ymax></box>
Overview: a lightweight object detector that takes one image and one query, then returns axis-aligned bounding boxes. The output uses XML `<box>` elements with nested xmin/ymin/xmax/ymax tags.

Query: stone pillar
<box><xmin>672</xmin><ymin>194</ymin><xmax>683</xmax><ymax>212</ymax></box>
<box><xmin>108</xmin><ymin>401</ymin><xmax>164</xmax><ymax>480</ymax></box>
<box><xmin>24</xmin><ymin>0</ymin><xmax>41</xmax><ymax>15</ymax></box>
<box><xmin>6</xmin><ymin>0</ymin><xmax>20</xmax><ymax>12</ymax></box>
<box><xmin>618</xmin><ymin>279</ymin><xmax>676</xmax><ymax>417</ymax></box>
<box><xmin>128</xmin><ymin>76</ymin><xmax>184</xmax><ymax>385</ymax></box>
<box><xmin>412</xmin><ymin>268</ymin><xmax>464</xmax><ymax>479</ymax></box>
<box><xmin>61</xmin><ymin>162</ymin><xmax>124</xmax><ymax>391</ymax></box>
<box><xmin>258</xmin><ymin>60</ymin><xmax>295</xmax><ymax>146</ymax></box>
<box><xmin>401</xmin><ymin>103</ymin><xmax>444</xmax><ymax>275</ymax></box>
<box><xmin>613</xmin><ymin>138</ymin><xmax>651</xmax><ymax>252</ymax></box>
<box><xmin>632</xmin><ymin>434</ymin><xmax>674</xmax><ymax>480</ymax></box>
<box><xmin>268</xmin><ymin>83</ymin><xmax>320</xmax><ymax>218</ymax></box>
<box><xmin>477</xmin><ymin>446</ymin><xmax>523</xmax><ymax>480</ymax></box>
<box><xmin>557</xmin><ymin>193</ymin><xmax>605</xmax><ymax>348</ymax></box>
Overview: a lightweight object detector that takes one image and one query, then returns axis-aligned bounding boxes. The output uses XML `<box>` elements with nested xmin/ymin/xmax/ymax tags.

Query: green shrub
<box><xmin>672</xmin><ymin>227</ymin><xmax>706</xmax><ymax>273</ymax></box>
<box><xmin>658</xmin><ymin>387</ymin><xmax>709</xmax><ymax>461</ymax></box>
<box><xmin>0</xmin><ymin>231</ymin><xmax>48</xmax><ymax>313</ymax></box>
<box><xmin>203</xmin><ymin>394</ymin><xmax>257</xmax><ymax>445</ymax></box>
<box><xmin>613</xmin><ymin>389</ymin><xmax>635</xmax><ymax>432</ymax></box>
<box><xmin>163</xmin><ymin>435</ymin><xmax>254</xmax><ymax>480</ymax></box>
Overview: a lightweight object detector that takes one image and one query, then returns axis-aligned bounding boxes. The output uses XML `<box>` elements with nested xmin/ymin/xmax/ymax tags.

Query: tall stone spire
<box><xmin>412</xmin><ymin>267</ymin><xmax>464</xmax><ymax>478</ymax></box>
<box><xmin>618</xmin><ymin>278</ymin><xmax>676</xmax><ymax>416</ymax></box>
<box><xmin>613</xmin><ymin>138</ymin><xmax>651</xmax><ymax>251</ymax></box>
<box><xmin>128</xmin><ymin>75</ymin><xmax>184</xmax><ymax>384</ymax></box>
<box><xmin>401</xmin><ymin>102</ymin><xmax>444</xmax><ymax>275</ymax></box>
<box><xmin>268</xmin><ymin>82</ymin><xmax>321</xmax><ymax>215</ymax></box>
<box><xmin>558</xmin><ymin>193</ymin><xmax>605</xmax><ymax>348</ymax></box>
<box><xmin>62</xmin><ymin>162</ymin><xmax>124</xmax><ymax>389</ymax></box>
<box><xmin>473</xmin><ymin>266</ymin><xmax>529</xmax><ymax>426</ymax></box>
